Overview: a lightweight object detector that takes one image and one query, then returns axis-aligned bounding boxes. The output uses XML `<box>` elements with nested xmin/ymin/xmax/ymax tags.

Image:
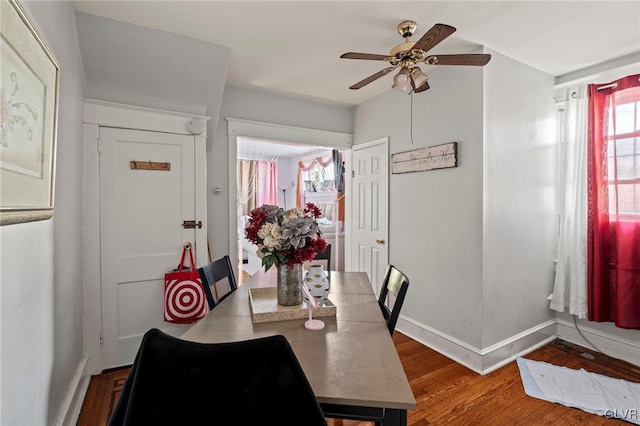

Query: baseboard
<box><xmin>556</xmin><ymin>318</ymin><xmax>640</xmax><ymax>367</ymax></box>
<box><xmin>396</xmin><ymin>316</ymin><xmax>557</xmax><ymax>375</ymax></box>
<box><xmin>396</xmin><ymin>317</ymin><xmax>485</xmax><ymax>373</ymax></box>
<box><xmin>54</xmin><ymin>356</ymin><xmax>90</xmax><ymax>426</ymax></box>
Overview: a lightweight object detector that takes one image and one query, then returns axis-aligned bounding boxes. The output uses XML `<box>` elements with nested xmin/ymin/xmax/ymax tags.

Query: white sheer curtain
<box><xmin>550</xmin><ymin>86</ymin><xmax>588</xmax><ymax>318</ymax></box>
<box><xmin>237</xmin><ymin>160</ymin><xmax>257</xmax><ymax>216</ymax></box>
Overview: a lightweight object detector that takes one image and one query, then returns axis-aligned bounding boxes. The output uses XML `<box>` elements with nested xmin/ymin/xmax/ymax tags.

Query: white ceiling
<box><xmin>73</xmin><ymin>1</ymin><xmax>640</xmax><ymax>108</ymax></box>
<box><xmin>237</xmin><ymin>137</ymin><xmax>333</xmax><ymax>160</ymax></box>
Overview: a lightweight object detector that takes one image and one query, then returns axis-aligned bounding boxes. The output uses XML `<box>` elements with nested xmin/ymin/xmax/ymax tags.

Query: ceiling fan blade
<box><xmin>341</xmin><ymin>52</ymin><xmax>390</xmax><ymax>61</ymax></box>
<box><xmin>413</xmin><ymin>80</ymin><xmax>430</xmax><ymax>93</ymax></box>
<box><xmin>349</xmin><ymin>67</ymin><xmax>395</xmax><ymax>90</ymax></box>
<box><xmin>413</xmin><ymin>23</ymin><xmax>456</xmax><ymax>53</ymax></box>
<box><xmin>429</xmin><ymin>54</ymin><xmax>491</xmax><ymax>66</ymax></box>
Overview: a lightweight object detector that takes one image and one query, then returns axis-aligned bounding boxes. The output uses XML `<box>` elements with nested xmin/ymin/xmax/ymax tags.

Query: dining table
<box><xmin>181</xmin><ymin>268</ymin><xmax>416</xmax><ymax>425</ymax></box>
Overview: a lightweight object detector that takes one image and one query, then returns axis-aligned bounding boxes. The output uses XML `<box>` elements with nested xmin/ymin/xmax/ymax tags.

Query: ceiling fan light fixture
<box><xmin>392</xmin><ymin>80</ymin><xmax>411</xmax><ymax>93</ymax></box>
<box><xmin>392</xmin><ymin>67</ymin><xmax>411</xmax><ymax>92</ymax></box>
<box><xmin>411</xmin><ymin>67</ymin><xmax>429</xmax><ymax>89</ymax></box>
<box><xmin>341</xmin><ymin>21</ymin><xmax>491</xmax><ymax>93</ymax></box>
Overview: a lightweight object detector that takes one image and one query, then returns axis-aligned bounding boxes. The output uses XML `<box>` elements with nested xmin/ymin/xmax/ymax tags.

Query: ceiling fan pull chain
<box><xmin>410</xmin><ymin>91</ymin><xmax>414</xmax><ymax>145</ymax></box>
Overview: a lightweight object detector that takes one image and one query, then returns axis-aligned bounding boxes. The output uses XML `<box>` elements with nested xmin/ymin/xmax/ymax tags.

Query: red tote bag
<box><xmin>164</xmin><ymin>243</ymin><xmax>207</xmax><ymax>324</ymax></box>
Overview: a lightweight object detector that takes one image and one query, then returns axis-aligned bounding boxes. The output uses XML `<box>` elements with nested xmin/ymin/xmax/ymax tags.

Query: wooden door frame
<box><xmin>347</xmin><ymin>136</ymin><xmax>389</xmax><ymax>281</ymax></box>
<box><xmin>82</xmin><ymin>99</ymin><xmax>209</xmax><ymax>374</ymax></box>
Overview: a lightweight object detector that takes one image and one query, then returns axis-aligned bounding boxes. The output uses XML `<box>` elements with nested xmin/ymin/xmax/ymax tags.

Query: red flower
<box><xmin>304</xmin><ymin>203</ymin><xmax>322</xmax><ymax>218</ymax></box>
<box><xmin>245</xmin><ymin>209</ymin><xmax>268</xmax><ymax>244</ymax></box>
<box><xmin>309</xmin><ymin>237</ymin><xmax>328</xmax><ymax>255</ymax></box>
<box><xmin>244</xmin><ymin>203</ymin><xmax>328</xmax><ymax>270</ymax></box>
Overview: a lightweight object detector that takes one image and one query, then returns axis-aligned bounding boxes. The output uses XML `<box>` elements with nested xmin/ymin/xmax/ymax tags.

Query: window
<box><xmin>587</xmin><ymin>74</ymin><xmax>640</xmax><ymax>329</ymax></box>
<box><xmin>302</xmin><ymin>160</ymin><xmax>335</xmax><ymax>192</ymax></box>
<box><xmin>606</xmin><ymin>91</ymin><xmax>640</xmax><ymax>217</ymax></box>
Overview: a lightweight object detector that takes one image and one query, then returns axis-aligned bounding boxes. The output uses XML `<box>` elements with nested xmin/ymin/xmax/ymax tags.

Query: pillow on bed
<box><xmin>318</xmin><ymin>221</ymin><xmax>343</xmax><ymax>234</ymax></box>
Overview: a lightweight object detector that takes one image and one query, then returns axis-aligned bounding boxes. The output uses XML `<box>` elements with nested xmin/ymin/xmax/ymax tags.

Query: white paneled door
<box><xmin>99</xmin><ymin>127</ymin><xmax>206</xmax><ymax>368</ymax></box>
<box><xmin>351</xmin><ymin>138</ymin><xmax>389</xmax><ymax>294</ymax></box>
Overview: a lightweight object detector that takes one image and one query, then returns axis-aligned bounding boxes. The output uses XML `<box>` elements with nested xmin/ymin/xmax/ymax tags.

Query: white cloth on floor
<box><xmin>517</xmin><ymin>357</ymin><xmax>640</xmax><ymax>424</ymax></box>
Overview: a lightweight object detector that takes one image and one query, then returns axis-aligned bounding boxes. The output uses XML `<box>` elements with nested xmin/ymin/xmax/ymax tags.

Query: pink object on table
<box><xmin>302</xmin><ymin>283</ymin><xmax>325</xmax><ymax>330</ymax></box>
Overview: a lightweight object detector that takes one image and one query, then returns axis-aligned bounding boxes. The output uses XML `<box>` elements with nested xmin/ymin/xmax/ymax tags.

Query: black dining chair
<box><xmin>378</xmin><ymin>264</ymin><xmax>410</xmax><ymax>336</ymax></box>
<box><xmin>108</xmin><ymin>329</ymin><xmax>326</xmax><ymax>426</ymax></box>
<box><xmin>313</xmin><ymin>243</ymin><xmax>332</xmax><ymax>272</ymax></box>
<box><xmin>198</xmin><ymin>255</ymin><xmax>237</xmax><ymax>310</ymax></box>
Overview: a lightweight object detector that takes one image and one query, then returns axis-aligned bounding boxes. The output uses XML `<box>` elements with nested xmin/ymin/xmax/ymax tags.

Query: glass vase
<box><xmin>277</xmin><ymin>263</ymin><xmax>303</xmax><ymax>306</ymax></box>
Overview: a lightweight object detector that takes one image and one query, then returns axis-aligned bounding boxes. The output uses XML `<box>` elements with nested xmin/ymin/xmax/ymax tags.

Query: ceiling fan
<box><xmin>341</xmin><ymin>20</ymin><xmax>491</xmax><ymax>93</ymax></box>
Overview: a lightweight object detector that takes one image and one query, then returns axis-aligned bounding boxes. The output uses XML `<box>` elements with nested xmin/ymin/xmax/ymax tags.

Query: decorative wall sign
<box><xmin>391</xmin><ymin>142</ymin><xmax>457</xmax><ymax>174</ymax></box>
<box><xmin>1</xmin><ymin>0</ymin><xmax>60</xmax><ymax>225</ymax></box>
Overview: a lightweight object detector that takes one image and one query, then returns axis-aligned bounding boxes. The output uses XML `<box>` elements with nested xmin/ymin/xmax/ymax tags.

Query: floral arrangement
<box><xmin>245</xmin><ymin>203</ymin><xmax>328</xmax><ymax>271</ymax></box>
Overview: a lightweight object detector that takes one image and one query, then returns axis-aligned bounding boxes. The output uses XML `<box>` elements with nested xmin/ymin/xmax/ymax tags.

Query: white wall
<box><xmin>209</xmin><ymin>85</ymin><xmax>352</xmax><ymax>261</ymax></box>
<box><xmin>1</xmin><ymin>222</ymin><xmax>54</xmax><ymax>425</ymax></box>
<box><xmin>0</xmin><ymin>1</ymin><xmax>86</xmax><ymax>424</ymax></box>
<box><xmin>75</xmin><ymin>12</ymin><xmax>230</xmax><ymax>118</ymax></box>
<box><xmin>277</xmin><ymin>157</ymin><xmax>298</xmax><ymax>209</ymax></box>
<box><xmin>75</xmin><ymin>13</ymin><xmax>231</xmax><ymax>229</ymax></box>
<box><xmin>482</xmin><ymin>48</ymin><xmax>558</xmax><ymax>348</ymax></box>
<box><xmin>353</xmin><ymin>49</ymin><xmax>558</xmax><ymax>372</ymax></box>
<box><xmin>353</xmin><ymin>62</ymin><xmax>486</xmax><ymax>348</ymax></box>
<box><xmin>556</xmin><ymin>312</ymin><xmax>640</xmax><ymax>366</ymax></box>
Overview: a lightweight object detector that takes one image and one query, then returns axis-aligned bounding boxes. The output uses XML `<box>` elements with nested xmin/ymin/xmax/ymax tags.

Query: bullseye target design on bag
<box><xmin>164</xmin><ymin>277</ymin><xmax>207</xmax><ymax>322</ymax></box>
<box><xmin>164</xmin><ymin>243</ymin><xmax>208</xmax><ymax>324</ymax></box>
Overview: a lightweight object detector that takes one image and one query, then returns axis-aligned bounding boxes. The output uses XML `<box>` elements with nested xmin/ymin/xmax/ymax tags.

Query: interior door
<box><xmin>351</xmin><ymin>138</ymin><xmax>389</xmax><ymax>294</ymax></box>
<box><xmin>99</xmin><ymin>127</ymin><xmax>205</xmax><ymax>368</ymax></box>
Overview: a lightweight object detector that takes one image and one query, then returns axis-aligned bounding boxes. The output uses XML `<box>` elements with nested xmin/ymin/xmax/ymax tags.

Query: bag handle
<box><xmin>178</xmin><ymin>242</ymin><xmax>196</xmax><ymax>271</ymax></box>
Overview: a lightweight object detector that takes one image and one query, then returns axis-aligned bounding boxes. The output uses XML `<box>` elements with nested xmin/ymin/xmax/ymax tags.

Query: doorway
<box><xmin>226</xmin><ymin>118</ymin><xmax>353</xmax><ymax>282</ymax></box>
<box><xmin>99</xmin><ymin>127</ymin><xmax>205</xmax><ymax>368</ymax></box>
<box><xmin>236</xmin><ymin>137</ymin><xmax>346</xmax><ymax>284</ymax></box>
<box><xmin>83</xmin><ymin>101</ymin><xmax>209</xmax><ymax>373</ymax></box>
<box><xmin>350</xmin><ymin>137</ymin><xmax>389</xmax><ymax>292</ymax></box>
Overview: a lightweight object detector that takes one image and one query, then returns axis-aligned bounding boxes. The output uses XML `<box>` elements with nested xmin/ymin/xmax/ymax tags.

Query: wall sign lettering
<box><xmin>391</xmin><ymin>142</ymin><xmax>457</xmax><ymax>174</ymax></box>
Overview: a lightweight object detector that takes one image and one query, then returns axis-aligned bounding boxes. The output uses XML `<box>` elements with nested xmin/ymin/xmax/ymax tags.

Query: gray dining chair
<box><xmin>378</xmin><ymin>264</ymin><xmax>410</xmax><ymax>336</ymax></box>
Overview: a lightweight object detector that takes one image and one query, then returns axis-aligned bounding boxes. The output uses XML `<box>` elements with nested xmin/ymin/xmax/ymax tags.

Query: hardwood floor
<box><xmin>77</xmin><ymin>366</ymin><xmax>129</xmax><ymax>426</ymax></box>
<box><xmin>77</xmin><ymin>333</ymin><xmax>640</xmax><ymax>425</ymax></box>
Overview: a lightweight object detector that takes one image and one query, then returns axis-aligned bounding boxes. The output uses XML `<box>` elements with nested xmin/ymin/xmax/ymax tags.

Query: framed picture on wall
<box><xmin>1</xmin><ymin>0</ymin><xmax>59</xmax><ymax>226</ymax></box>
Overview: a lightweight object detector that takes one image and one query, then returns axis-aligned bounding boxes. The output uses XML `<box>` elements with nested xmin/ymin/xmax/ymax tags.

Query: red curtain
<box><xmin>587</xmin><ymin>74</ymin><xmax>640</xmax><ymax>329</ymax></box>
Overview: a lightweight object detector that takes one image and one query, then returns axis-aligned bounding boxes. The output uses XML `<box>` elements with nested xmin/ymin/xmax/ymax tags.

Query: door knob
<box><xmin>376</xmin><ymin>239</ymin><xmax>385</xmax><ymax>245</ymax></box>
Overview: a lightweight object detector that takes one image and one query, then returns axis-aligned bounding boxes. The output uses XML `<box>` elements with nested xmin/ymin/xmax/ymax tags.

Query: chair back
<box><xmin>378</xmin><ymin>264</ymin><xmax>410</xmax><ymax>336</ymax></box>
<box><xmin>198</xmin><ymin>255</ymin><xmax>237</xmax><ymax>310</ymax></box>
<box><xmin>109</xmin><ymin>329</ymin><xmax>326</xmax><ymax>426</ymax></box>
<box><xmin>311</xmin><ymin>243</ymin><xmax>332</xmax><ymax>272</ymax></box>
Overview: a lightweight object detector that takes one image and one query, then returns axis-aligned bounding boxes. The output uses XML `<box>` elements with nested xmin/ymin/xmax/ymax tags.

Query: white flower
<box><xmin>257</xmin><ymin>222</ymin><xmax>282</xmax><ymax>250</ymax></box>
<box><xmin>282</xmin><ymin>208</ymin><xmax>305</xmax><ymax>223</ymax></box>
